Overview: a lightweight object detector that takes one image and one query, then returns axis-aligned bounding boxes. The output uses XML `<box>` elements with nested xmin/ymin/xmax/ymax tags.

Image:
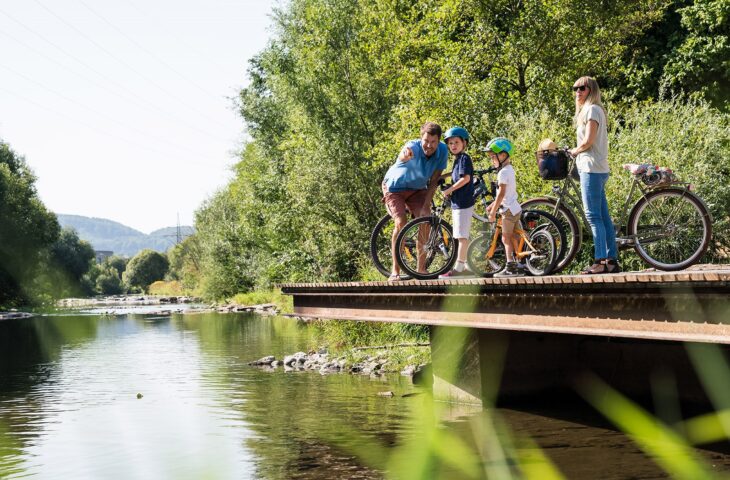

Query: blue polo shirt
<box><xmin>383</xmin><ymin>140</ymin><xmax>448</xmax><ymax>192</ymax></box>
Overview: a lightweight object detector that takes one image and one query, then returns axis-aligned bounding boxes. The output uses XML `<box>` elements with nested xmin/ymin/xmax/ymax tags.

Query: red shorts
<box><xmin>382</xmin><ymin>183</ymin><xmax>429</xmax><ymax>218</ymax></box>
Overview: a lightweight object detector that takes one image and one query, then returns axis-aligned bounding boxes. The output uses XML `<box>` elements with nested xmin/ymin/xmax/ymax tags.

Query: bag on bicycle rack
<box><xmin>536</xmin><ymin>149</ymin><xmax>569</xmax><ymax>180</ymax></box>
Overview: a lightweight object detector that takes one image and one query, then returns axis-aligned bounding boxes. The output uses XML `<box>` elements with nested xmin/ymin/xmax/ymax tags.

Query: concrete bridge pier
<box><xmin>431</xmin><ymin>327</ymin><xmax>712</xmax><ymax>408</ymax></box>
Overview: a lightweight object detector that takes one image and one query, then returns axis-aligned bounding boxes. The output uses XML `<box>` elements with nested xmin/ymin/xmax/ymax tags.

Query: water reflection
<box><xmin>3</xmin><ymin>312</ymin><xmax>730</xmax><ymax>479</ymax></box>
<box><xmin>0</xmin><ymin>313</ymin><xmax>416</xmax><ymax>479</ymax></box>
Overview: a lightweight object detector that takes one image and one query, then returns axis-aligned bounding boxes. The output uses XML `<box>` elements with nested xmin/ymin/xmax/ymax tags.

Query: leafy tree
<box><xmin>122</xmin><ymin>249</ymin><xmax>169</xmax><ymax>293</ymax></box>
<box><xmin>0</xmin><ymin>141</ymin><xmax>60</xmax><ymax>307</ymax></box>
<box><xmin>189</xmin><ymin>0</ymin><xmax>729</xmax><ymax>300</ymax></box>
<box><xmin>104</xmin><ymin>255</ymin><xmax>128</xmax><ymax>278</ymax></box>
<box><xmin>167</xmin><ymin>234</ymin><xmax>202</xmax><ymax>292</ymax></box>
<box><xmin>661</xmin><ymin>0</ymin><xmax>730</xmax><ymax>108</ymax></box>
<box><xmin>95</xmin><ymin>266</ymin><xmax>124</xmax><ymax>295</ymax></box>
<box><xmin>49</xmin><ymin>228</ymin><xmax>95</xmax><ymax>281</ymax></box>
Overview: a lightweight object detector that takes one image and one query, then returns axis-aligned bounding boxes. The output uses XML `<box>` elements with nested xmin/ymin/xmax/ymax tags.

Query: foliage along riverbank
<box><xmin>168</xmin><ymin>0</ymin><xmax>729</xmax><ymax>302</ymax></box>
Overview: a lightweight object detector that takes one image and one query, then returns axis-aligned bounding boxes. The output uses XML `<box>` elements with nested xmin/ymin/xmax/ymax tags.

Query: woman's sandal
<box><xmin>388</xmin><ymin>273</ymin><xmax>402</xmax><ymax>282</ymax></box>
<box><xmin>581</xmin><ymin>259</ymin><xmax>607</xmax><ymax>275</ymax></box>
<box><xmin>581</xmin><ymin>258</ymin><xmax>621</xmax><ymax>275</ymax></box>
<box><xmin>605</xmin><ymin>258</ymin><xmax>621</xmax><ymax>273</ymax></box>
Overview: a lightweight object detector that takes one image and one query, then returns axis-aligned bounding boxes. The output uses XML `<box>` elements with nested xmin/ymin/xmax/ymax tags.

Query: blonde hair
<box><xmin>573</xmin><ymin>76</ymin><xmax>605</xmax><ymax>126</ymax></box>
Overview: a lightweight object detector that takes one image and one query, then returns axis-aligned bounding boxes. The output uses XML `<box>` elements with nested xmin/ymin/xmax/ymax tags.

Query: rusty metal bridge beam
<box><xmin>280</xmin><ymin>269</ymin><xmax>730</xmax><ymax>344</ymax></box>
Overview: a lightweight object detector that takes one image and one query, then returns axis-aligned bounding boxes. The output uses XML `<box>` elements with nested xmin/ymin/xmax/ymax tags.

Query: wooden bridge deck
<box><xmin>279</xmin><ymin>264</ymin><xmax>730</xmax><ymax>344</ymax></box>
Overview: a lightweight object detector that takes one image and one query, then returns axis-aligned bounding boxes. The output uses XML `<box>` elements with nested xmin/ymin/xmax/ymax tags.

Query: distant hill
<box><xmin>57</xmin><ymin>214</ymin><xmax>194</xmax><ymax>257</ymax></box>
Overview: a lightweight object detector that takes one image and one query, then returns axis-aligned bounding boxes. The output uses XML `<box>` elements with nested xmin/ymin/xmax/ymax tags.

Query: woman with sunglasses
<box><xmin>569</xmin><ymin>76</ymin><xmax>620</xmax><ymax>274</ymax></box>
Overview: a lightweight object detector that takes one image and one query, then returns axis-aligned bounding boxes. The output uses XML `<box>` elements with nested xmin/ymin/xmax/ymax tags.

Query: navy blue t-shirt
<box><xmin>450</xmin><ymin>153</ymin><xmax>475</xmax><ymax>209</ymax></box>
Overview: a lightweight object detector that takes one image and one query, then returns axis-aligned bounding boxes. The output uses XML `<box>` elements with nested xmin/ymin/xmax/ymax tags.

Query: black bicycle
<box><xmin>370</xmin><ymin>168</ymin><xmax>498</xmax><ymax>278</ymax></box>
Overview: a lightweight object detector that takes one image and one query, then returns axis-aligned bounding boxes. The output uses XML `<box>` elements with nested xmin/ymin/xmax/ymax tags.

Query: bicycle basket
<box><xmin>536</xmin><ymin>150</ymin><xmax>569</xmax><ymax>180</ymax></box>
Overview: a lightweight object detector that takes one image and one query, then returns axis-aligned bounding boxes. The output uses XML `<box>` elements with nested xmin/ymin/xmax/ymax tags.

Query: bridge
<box><xmin>281</xmin><ymin>265</ymin><xmax>730</xmax><ymax>406</ymax></box>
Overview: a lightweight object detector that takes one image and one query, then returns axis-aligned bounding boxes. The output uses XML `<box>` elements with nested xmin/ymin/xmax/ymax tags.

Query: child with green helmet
<box><xmin>439</xmin><ymin>126</ymin><xmax>474</xmax><ymax>278</ymax></box>
<box><xmin>485</xmin><ymin>137</ymin><xmax>523</xmax><ymax>277</ymax></box>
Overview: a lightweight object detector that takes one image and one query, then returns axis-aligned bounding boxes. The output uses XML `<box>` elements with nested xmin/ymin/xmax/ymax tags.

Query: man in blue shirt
<box><xmin>381</xmin><ymin>122</ymin><xmax>448</xmax><ymax>281</ymax></box>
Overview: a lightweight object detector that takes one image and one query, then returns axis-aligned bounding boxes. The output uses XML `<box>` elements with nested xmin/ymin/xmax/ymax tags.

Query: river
<box><xmin>1</xmin><ymin>310</ymin><xmax>729</xmax><ymax>479</ymax></box>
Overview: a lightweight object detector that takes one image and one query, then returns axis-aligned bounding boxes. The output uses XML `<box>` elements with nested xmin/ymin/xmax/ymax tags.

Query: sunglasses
<box><xmin>572</xmin><ymin>85</ymin><xmax>589</xmax><ymax>92</ymax></box>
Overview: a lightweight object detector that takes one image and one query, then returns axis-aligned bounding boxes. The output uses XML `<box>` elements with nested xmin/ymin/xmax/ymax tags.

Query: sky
<box><xmin>0</xmin><ymin>0</ymin><xmax>278</xmax><ymax>233</ymax></box>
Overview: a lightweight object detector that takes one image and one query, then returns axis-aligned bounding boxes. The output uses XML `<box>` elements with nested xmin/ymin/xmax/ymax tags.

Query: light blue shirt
<box><xmin>383</xmin><ymin>140</ymin><xmax>448</xmax><ymax>192</ymax></box>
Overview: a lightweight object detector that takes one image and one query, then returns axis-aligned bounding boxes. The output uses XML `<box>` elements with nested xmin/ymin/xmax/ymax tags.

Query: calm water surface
<box><xmin>1</xmin><ymin>310</ymin><xmax>729</xmax><ymax>479</ymax></box>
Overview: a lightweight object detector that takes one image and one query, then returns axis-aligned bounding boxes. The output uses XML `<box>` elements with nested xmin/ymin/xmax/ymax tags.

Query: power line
<box><xmin>0</xmin><ymin>63</ymin><xmax>217</xmax><ymax>162</ymax></box>
<box><xmin>0</xmin><ymin>6</ymin><xmax>232</xmax><ymax>143</ymax></box>
<box><xmin>120</xmin><ymin>0</ymin><xmax>247</xmax><ymax>82</ymax></box>
<box><xmin>33</xmin><ymin>0</ymin><xmax>231</xmax><ymax>130</ymax></box>
<box><xmin>79</xmin><ymin>0</ymin><xmax>223</xmax><ymax>103</ymax></box>
<box><xmin>0</xmin><ymin>83</ymin><xmax>214</xmax><ymax>169</ymax></box>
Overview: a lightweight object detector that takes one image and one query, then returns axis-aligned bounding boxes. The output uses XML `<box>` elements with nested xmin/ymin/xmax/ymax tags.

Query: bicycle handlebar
<box><xmin>474</xmin><ymin>166</ymin><xmax>498</xmax><ymax>175</ymax></box>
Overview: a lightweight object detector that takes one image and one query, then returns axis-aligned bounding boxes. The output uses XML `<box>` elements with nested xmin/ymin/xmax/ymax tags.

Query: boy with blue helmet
<box><xmin>485</xmin><ymin>137</ymin><xmax>523</xmax><ymax>278</ymax></box>
<box><xmin>439</xmin><ymin>126</ymin><xmax>475</xmax><ymax>278</ymax></box>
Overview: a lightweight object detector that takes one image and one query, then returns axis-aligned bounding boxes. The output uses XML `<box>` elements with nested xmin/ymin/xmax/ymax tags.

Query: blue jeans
<box><xmin>580</xmin><ymin>172</ymin><xmax>617</xmax><ymax>259</ymax></box>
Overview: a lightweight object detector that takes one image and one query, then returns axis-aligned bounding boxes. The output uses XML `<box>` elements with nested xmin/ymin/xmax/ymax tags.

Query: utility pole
<box><xmin>176</xmin><ymin>213</ymin><xmax>182</xmax><ymax>245</ymax></box>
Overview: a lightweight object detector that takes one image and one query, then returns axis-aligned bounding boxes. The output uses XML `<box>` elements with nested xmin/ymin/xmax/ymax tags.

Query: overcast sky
<box><xmin>1</xmin><ymin>0</ymin><xmax>277</xmax><ymax>233</ymax></box>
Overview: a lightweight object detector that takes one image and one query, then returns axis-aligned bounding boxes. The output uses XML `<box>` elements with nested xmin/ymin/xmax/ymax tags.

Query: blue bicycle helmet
<box><xmin>444</xmin><ymin>126</ymin><xmax>470</xmax><ymax>143</ymax></box>
<box><xmin>485</xmin><ymin>137</ymin><xmax>513</xmax><ymax>156</ymax></box>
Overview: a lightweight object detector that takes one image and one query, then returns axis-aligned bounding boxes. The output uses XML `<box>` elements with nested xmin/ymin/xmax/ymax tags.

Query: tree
<box><xmin>167</xmin><ymin>235</ymin><xmax>202</xmax><ymax>292</ymax></box>
<box><xmin>661</xmin><ymin>0</ymin><xmax>730</xmax><ymax>108</ymax></box>
<box><xmin>95</xmin><ymin>266</ymin><xmax>124</xmax><ymax>295</ymax></box>
<box><xmin>104</xmin><ymin>255</ymin><xmax>129</xmax><ymax>278</ymax></box>
<box><xmin>0</xmin><ymin>141</ymin><xmax>60</xmax><ymax>307</ymax></box>
<box><xmin>49</xmin><ymin>228</ymin><xmax>95</xmax><ymax>281</ymax></box>
<box><xmin>122</xmin><ymin>249</ymin><xmax>169</xmax><ymax>293</ymax></box>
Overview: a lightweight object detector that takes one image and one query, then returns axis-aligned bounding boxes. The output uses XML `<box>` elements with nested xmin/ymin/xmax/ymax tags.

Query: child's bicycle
<box><xmin>523</xmin><ymin>148</ymin><xmax>712</xmax><ymax>272</ymax></box>
<box><xmin>466</xmin><ymin>209</ymin><xmax>559</xmax><ymax>277</ymax></box>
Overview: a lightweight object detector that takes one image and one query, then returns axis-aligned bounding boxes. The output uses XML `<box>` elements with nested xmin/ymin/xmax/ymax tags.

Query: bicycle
<box><xmin>522</xmin><ymin>148</ymin><xmax>712</xmax><ymax>272</ymax></box>
<box><xmin>370</xmin><ymin>168</ymin><xmax>499</xmax><ymax>278</ymax></box>
<box><xmin>392</xmin><ymin>184</ymin><xmax>458</xmax><ymax>280</ymax></box>
<box><xmin>466</xmin><ymin>209</ymin><xmax>559</xmax><ymax>277</ymax></box>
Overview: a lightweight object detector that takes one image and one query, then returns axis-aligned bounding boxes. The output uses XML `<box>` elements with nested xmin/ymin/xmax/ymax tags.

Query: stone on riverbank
<box><xmin>0</xmin><ymin>311</ymin><xmax>34</xmax><ymax>321</ymax></box>
<box><xmin>248</xmin><ymin>355</ymin><xmax>276</xmax><ymax>366</ymax></box>
<box><xmin>249</xmin><ymin>348</ymin><xmax>429</xmax><ymax>380</ymax></box>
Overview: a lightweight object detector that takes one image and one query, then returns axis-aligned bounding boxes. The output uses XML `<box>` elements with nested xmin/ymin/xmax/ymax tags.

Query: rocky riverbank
<box><xmin>0</xmin><ymin>311</ymin><xmax>34</xmax><ymax>321</ymax></box>
<box><xmin>248</xmin><ymin>348</ymin><xmax>430</xmax><ymax>379</ymax></box>
<box><xmin>57</xmin><ymin>295</ymin><xmax>202</xmax><ymax>308</ymax></box>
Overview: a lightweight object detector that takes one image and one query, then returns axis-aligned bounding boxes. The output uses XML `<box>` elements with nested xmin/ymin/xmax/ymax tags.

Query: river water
<box><xmin>1</xmin><ymin>310</ymin><xmax>729</xmax><ymax>479</ymax></box>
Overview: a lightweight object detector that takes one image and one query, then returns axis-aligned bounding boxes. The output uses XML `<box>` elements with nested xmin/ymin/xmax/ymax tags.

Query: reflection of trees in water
<box><xmin>182</xmin><ymin>313</ymin><xmax>411</xmax><ymax>479</ymax></box>
<box><xmin>0</xmin><ymin>313</ymin><xmax>414</xmax><ymax>479</ymax></box>
<box><xmin>0</xmin><ymin>316</ymin><xmax>99</xmax><ymax>392</ymax></box>
<box><xmin>0</xmin><ymin>315</ymin><xmax>100</xmax><ymax>476</ymax></box>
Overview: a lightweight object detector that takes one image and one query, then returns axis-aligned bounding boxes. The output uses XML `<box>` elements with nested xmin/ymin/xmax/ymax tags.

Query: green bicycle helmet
<box><xmin>444</xmin><ymin>126</ymin><xmax>470</xmax><ymax>143</ymax></box>
<box><xmin>485</xmin><ymin>137</ymin><xmax>513</xmax><ymax>156</ymax></box>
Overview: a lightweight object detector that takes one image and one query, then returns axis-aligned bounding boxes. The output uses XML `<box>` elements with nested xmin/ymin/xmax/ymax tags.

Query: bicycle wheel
<box><xmin>521</xmin><ymin>209</ymin><xmax>567</xmax><ymax>267</ymax></box>
<box><xmin>628</xmin><ymin>188</ymin><xmax>712</xmax><ymax>271</ymax></box>
<box><xmin>369</xmin><ymin>214</ymin><xmax>397</xmax><ymax>277</ymax></box>
<box><xmin>466</xmin><ymin>228</ymin><xmax>506</xmax><ymax>277</ymax></box>
<box><xmin>395</xmin><ymin>216</ymin><xmax>458</xmax><ymax>280</ymax></box>
<box><xmin>524</xmin><ymin>229</ymin><xmax>557</xmax><ymax>276</ymax></box>
<box><xmin>521</xmin><ymin>197</ymin><xmax>581</xmax><ymax>274</ymax></box>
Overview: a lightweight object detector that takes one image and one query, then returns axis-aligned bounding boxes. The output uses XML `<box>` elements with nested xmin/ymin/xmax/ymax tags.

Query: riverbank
<box><xmin>54</xmin><ymin>292</ymin><xmax>431</xmax><ymax>373</ymax></box>
<box><xmin>248</xmin><ymin>346</ymin><xmax>431</xmax><ymax>379</ymax></box>
<box><xmin>0</xmin><ymin>311</ymin><xmax>34</xmax><ymax>321</ymax></box>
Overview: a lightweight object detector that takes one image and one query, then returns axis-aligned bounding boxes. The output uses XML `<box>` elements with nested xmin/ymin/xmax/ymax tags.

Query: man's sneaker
<box><xmin>494</xmin><ymin>261</ymin><xmax>522</xmax><ymax>278</ymax></box>
<box><xmin>439</xmin><ymin>268</ymin><xmax>471</xmax><ymax>279</ymax></box>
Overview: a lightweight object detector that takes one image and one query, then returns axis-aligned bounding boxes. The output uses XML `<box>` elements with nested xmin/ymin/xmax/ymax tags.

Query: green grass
<box><xmin>229</xmin><ymin>288</ymin><xmax>294</xmax><ymax>314</ymax></box>
<box><xmin>308</xmin><ymin>319</ymin><xmax>431</xmax><ymax>371</ymax></box>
